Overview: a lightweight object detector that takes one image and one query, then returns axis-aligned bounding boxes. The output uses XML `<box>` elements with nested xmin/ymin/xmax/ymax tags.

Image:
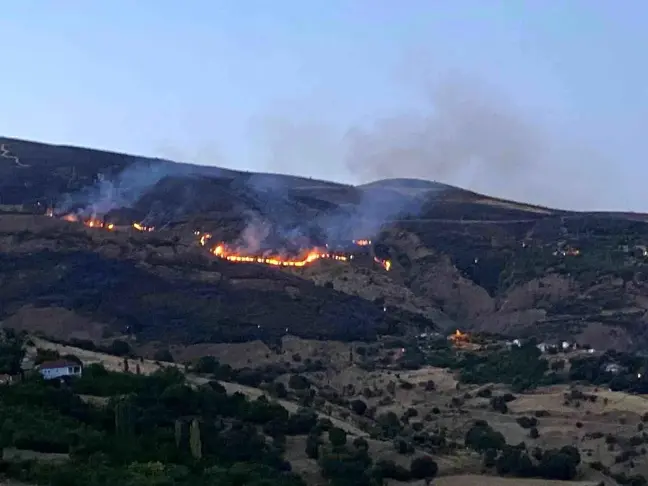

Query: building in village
<box><xmin>38</xmin><ymin>360</ymin><xmax>83</xmax><ymax>380</ymax></box>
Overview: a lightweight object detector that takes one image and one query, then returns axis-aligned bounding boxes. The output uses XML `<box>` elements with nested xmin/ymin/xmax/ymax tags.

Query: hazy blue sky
<box><xmin>1</xmin><ymin>1</ymin><xmax>646</xmax><ymax>210</ymax></box>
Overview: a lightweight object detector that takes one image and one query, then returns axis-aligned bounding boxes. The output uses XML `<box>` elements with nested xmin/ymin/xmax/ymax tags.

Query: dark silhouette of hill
<box><xmin>3</xmin><ymin>136</ymin><xmax>648</xmax><ymax>351</ymax></box>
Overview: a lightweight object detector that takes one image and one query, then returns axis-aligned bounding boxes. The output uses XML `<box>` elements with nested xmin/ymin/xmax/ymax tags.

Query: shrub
<box><xmin>410</xmin><ymin>455</ymin><xmax>438</xmax><ymax>480</ymax></box>
<box><xmin>288</xmin><ymin>374</ymin><xmax>309</xmax><ymax>390</ymax></box>
<box><xmin>375</xmin><ymin>460</ymin><xmax>411</xmax><ymax>481</ymax></box>
<box><xmin>465</xmin><ymin>422</ymin><xmax>506</xmax><ymax>452</ymax></box>
<box><xmin>328</xmin><ymin>427</ymin><xmax>347</xmax><ymax>448</ymax></box>
<box><xmin>350</xmin><ymin>399</ymin><xmax>367</xmax><ymax>416</ymax></box>
<box><xmin>516</xmin><ymin>416</ymin><xmax>538</xmax><ymax>429</ymax></box>
<box><xmin>153</xmin><ymin>349</ymin><xmax>174</xmax><ymax>362</ymax></box>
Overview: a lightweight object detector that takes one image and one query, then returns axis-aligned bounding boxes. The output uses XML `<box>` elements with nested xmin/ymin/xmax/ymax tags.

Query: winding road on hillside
<box><xmin>0</xmin><ymin>143</ymin><xmax>29</xmax><ymax>168</ymax></box>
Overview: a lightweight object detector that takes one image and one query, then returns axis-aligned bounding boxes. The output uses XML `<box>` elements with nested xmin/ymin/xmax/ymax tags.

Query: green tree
<box><xmin>153</xmin><ymin>349</ymin><xmax>174</xmax><ymax>362</ymax></box>
<box><xmin>189</xmin><ymin>418</ymin><xmax>202</xmax><ymax>459</ymax></box>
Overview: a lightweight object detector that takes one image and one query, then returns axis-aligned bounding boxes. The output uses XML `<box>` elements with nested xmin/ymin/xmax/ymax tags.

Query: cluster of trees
<box><xmin>459</xmin><ymin>342</ymin><xmax>560</xmax><ymax>391</ymax></box>
<box><xmin>0</xmin><ymin>360</ymin><xmax>442</xmax><ymax>486</ymax></box>
<box><xmin>0</xmin><ymin>365</ymin><xmax>314</xmax><ymax>486</ymax></box>
<box><xmin>570</xmin><ymin>351</ymin><xmax>648</xmax><ymax>393</ymax></box>
<box><xmin>0</xmin><ymin>329</ymin><xmax>25</xmax><ymax>375</ymax></box>
<box><xmin>304</xmin><ymin>421</ymin><xmax>438</xmax><ymax>486</ymax></box>
<box><xmin>465</xmin><ymin>421</ymin><xmax>581</xmax><ymax>481</ymax></box>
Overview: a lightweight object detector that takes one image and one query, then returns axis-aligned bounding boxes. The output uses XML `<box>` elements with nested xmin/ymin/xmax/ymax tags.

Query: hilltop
<box><xmin>2</xmin><ymin>136</ymin><xmax>648</xmax><ymax>354</ymax></box>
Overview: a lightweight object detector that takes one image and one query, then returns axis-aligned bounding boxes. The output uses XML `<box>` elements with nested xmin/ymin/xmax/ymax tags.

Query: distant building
<box><xmin>604</xmin><ymin>363</ymin><xmax>623</xmax><ymax>374</ymax></box>
<box><xmin>0</xmin><ymin>374</ymin><xmax>14</xmax><ymax>385</ymax></box>
<box><xmin>537</xmin><ymin>343</ymin><xmax>550</xmax><ymax>353</ymax></box>
<box><xmin>38</xmin><ymin>360</ymin><xmax>83</xmax><ymax>381</ymax></box>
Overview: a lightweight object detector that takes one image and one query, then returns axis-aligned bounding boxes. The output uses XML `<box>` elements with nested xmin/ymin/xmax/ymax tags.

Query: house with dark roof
<box><xmin>38</xmin><ymin>360</ymin><xmax>83</xmax><ymax>380</ymax></box>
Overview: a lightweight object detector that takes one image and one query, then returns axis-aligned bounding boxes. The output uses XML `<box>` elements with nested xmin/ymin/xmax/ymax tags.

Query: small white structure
<box><xmin>512</xmin><ymin>339</ymin><xmax>522</xmax><ymax>347</ymax></box>
<box><xmin>537</xmin><ymin>343</ymin><xmax>549</xmax><ymax>353</ymax></box>
<box><xmin>604</xmin><ymin>363</ymin><xmax>623</xmax><ymax>374</ymax></box>
<box><xmin>561</xmin><ymin>341</ymin><xmax>571</xmax><ymax>351</ymax></box>
<box><xmin>38</xmin><ymin>360</ymin><xmax>83</xmax><ymax>380</ymax></box>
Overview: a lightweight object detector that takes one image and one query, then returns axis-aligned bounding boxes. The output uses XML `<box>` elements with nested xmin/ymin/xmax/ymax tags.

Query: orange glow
<box><xmin>62</xmin><ymin>213</ymin><xmax>79</xmax><ymax>222</ymax></box>
<box><xmin>199</xmin><ymin>233</ymin><xmax>212</xmax><ymax>246</ymax></box>
<box><xmin>132</xmin><ymin>222</ymin><xmax>154</xmax><ymax>232</ymax></box>
<box><xmin>449</xmin><ymin>329</ymin><xmax>469</xmax><ymax>343</ymax></box>
<box><xmin>85</xmin><ymin>219</ymin><xmax>103</xmax><ymax>228</ymax></box>
<box><xmin>374</xmin><ymin>256</ymin><xmax>391</xmax><ymax>271</ymax></box>
<box><xmin>210</xmin><ymin>242</ymin><xmax>349</xmax><ymax>268</ymax></box>
<box><xmin>353</xmin><ymin>239</ymin><xmax>372</xmax><ymax>246</ymax></box>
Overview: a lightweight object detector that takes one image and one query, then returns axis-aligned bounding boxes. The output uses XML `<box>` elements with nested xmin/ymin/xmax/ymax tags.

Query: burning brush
<box><xmin>196</xmin><ymin>230</ymin><xmax>392</xmax><ymax>271</ymax></box>
<box><xmin>47</xmin><ymin>207</ymin><xmax>152</xmax><ymax>233</ymax></box>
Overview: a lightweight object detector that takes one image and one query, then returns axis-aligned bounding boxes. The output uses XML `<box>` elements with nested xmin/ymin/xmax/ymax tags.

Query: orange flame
<box><xmin>353</xmin><ymin>239</ymin><xmax>372</xmax><ymax>246</ymax></box>
<box><xmin>85</xmin><ymin>219</ymin><xmax>103</xmax><ymax>228</ymax></box>
<box><xmin>199</xmin><ymin>233</ymin><xmax>212</xmax><ymax>246</ymax></box>
<box><xmin>132</xmin><ymin>222</ymin><xmax>154</xmax><ymax>232</ymax></box>
<box><xmin>449</xmin><ymin>329</ymin><xmax>469</xmax><ymax>343</ymax></box>
<box><xmin>374</xmin><ymin>257</ymin><xmax>391</xmax><ymax>271</ymax></box>
<box><xmin>210</xmin><ymin>243</ymin><xmax>349</xmax><ymax>267</ymax></box>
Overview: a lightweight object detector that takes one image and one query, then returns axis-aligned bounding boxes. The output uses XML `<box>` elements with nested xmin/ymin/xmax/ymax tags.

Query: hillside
<box><xmin>2</xmin><ymin>136</ymin><xmax>648</xmax><ymax>352</ymax></box>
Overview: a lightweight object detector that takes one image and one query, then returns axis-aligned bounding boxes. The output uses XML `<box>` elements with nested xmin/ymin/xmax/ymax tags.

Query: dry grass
<box><xmin>4</xmin><ymin>306</ymin><xmax>107</xmax><ymax>342</ymax></box>
<box><xmin>510</xmin><ymin>384</ymin><xmax>648</xmax><ymax>417</ymax></box>
<box><xmin>2</xmin><ymin>448</ymin><xmax>69</xmax><ymax>464</ymax></box>
<box><xmin>431</xmin><ymin>476</ymin><xmax>600</xmax><ymax>486</ymax></box>
<box><xmin>30</xmin><ymin>336</ymin><xmax>177</xmax><ymax>375</ymax></box>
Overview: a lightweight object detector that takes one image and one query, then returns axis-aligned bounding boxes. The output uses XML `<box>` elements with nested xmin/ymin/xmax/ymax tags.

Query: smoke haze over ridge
<box><xmin>249</xmin><ymin>72</ymin><xmax>621</xmax><ymax>212</ymax></box>
<box><xmin>2</xmin><ymin>2</ymin><xmax>645</xmax><ymax>211</ymax></box>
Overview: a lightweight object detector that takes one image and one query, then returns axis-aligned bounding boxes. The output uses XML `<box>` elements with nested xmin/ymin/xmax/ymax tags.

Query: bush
<box><xmin>410</xmin><ymin>455</ymin><xmax>438</xmax><ymax>480</ymax></box>
<box><xmin>193</xmin><ymin>356</ymin><xmax>219</xmax><ymax>374</ymax></box>
<box><xmin>109</xmin><ymin>340</ymin><xmax>131</xmax><ymax>356</ymax></box>
<box><xmin>537</xmin><ymin>449</ymin><xmax>579</xmax><ymax>480</ymax></box>
<box><xmin>529</xmin><ymin>427</ymin><xmax>539</xmax><ymax>439</ymax></box>
<box><xmin>328</xmin><ymin>427</ymin><xmax>347</xmax><ymax>448</ymax></box>
<box><xmin>393</xmin><ymin>438</ymin><xmax>414</xmax><ymax>455</ymax></box>
<box><xmin>375</xmin><ymin>459</ymin><xmax>411</xmax><ymax>481</ymax></box>
<box><xmin>476</xmin><ymin>387</ymin><xmax>492</xmax><ymax>398</ymax></box>
<box><xmin>153</xmin><ymin>349</ymin><xmax>174</xmax><ymax>362</ymax></box>
<box><xmin>465</xmin><ymin>422</ymin><xmax>506</xmax><ymax>452</ymax></box>
<box><xmin>350</xmin><ymin>399</ymin><xmax>367</xmax><ymax>416</ymax></box>
<box><xmin>352</xmin><ymin>437</ymin><xmax>369</xmax><ymax>451</ymax></box>
<box><xmin>490</xmin><ymin>396</ymin><xmax>509</xmax><ymax>414</ymax></box>
<box><xmin>516</xmin><ymin>416</ymin><xmax>538</xmax><ymax>429</ymax></box>
<box><xmin>288</xmin><ymin>374</ymin><xmax>309</xmax><ymax>390</ymax></box>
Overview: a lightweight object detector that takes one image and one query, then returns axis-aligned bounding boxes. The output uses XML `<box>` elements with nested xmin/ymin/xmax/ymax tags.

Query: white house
<box><xmin>604</xmin><ymin>363</ymin><xmax>623</xmax><ymax>374</ymax></box>
<box><xmin>38</xmin><ymin>360</ymin><xmax>83</xmax><ymax>380</ymax></box>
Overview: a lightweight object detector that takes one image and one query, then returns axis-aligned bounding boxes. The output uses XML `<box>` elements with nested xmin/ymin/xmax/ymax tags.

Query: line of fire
<box><xmin>44</xmin><ymin>208</ymin><xmax>392</xmax><ymax>271</ymax></box>
<box><xmin>195</xmin><ymin>231</ymin><xmax>392</xmax><ymax>270</ymax></box>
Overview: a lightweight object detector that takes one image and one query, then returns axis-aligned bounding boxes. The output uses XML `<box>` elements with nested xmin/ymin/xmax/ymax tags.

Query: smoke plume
<box><xmin>253</xmin><ymin>73</ymin><xmax>618</xmax><ymax>210</ymax></box>
<box><xmin>56</xmin><ymin>159</ymin><xmax>194</xmax><ymax>217</ymax></box>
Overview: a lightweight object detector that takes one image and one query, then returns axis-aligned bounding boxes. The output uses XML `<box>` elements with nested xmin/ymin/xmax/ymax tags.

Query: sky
<box><xmin>1</xmin><ymin>1</ymin><xmax>647</xmax><ymax>211</ymax></box>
